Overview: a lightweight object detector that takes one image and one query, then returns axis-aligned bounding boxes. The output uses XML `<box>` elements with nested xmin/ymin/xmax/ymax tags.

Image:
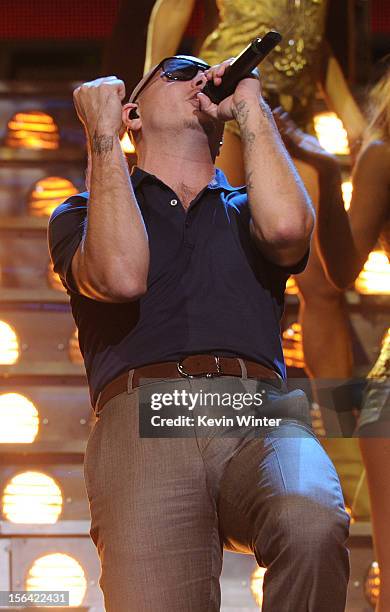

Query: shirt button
<box><xmin>170</xmin><ymin>199</ymin><xmax>178</xmax><ymax>206</ymax></box>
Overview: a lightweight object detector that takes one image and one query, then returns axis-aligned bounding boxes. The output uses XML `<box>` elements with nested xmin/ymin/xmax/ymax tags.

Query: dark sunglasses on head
<box><xmin>130</xmin><ymin>56</ymin><xmax>211</xmax><ymax>104</ymax></box>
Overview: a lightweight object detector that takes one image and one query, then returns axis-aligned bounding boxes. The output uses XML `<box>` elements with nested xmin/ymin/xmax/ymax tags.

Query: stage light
<box><xmin>0</xmin><ymin>393</ymin><xmax>39</xmax><ymax>443</ymax></box>
<box><xmin>29</xmin><ymin>176</ymin><xmax>78</xmax><ymax>217</ymax></box>
<box><xmin>286</xmin><ymin>276</ymin><xmax>299</xmax><ymax>295</ymax></box>
<box><xmin>313</xmin><ymin>112</ymin><xmax>350</xmax><ymax>155</ymax></box>
<box><xmin>250</xmin><ymin>565</ymin><xmax>266</xmax><ymax>608</ymax></box>
<box><xmin>26</xmin><ymin>553</ymin><xmax>87</xmax><ymax>607</ymax></box>
<box><xmin>345</xmin><ymin>505</ymin><xmax>355</xmax><ymax>525</ymax></box>
<box><xmin>282</xmin><ymin>322</ymin><xmax>305</xmax><ymax>368</ymax></box>
<box><xmin>120</xmin><ymin>132</ymin><xmax>135</xmax><ymax>154</ymax></box>
<box><xmin>47</xmin><ymin>260</ymin><xmax>66</xmax><ymax>292</ymax></box>
<box><xmin>355</xmin><ymin>250</ymin><xmax>390</xmax><ymax>295</ymax></box>
<box><xmin>364</xmin><ymin>561</ymin><xmax>380</xmax><ymax>607</ymax></box>
<box><xmin>69</xmin><ymin>328</ymin><xmax>83</xmax><ymax>364</ymax></box>
<box><xmin>341</xmin><ymin>179</ymin><xmax>353</xmax><ymax>210</ymax></box>
<box><xmin>2</xmin><ymin>471</ymin><xmax>63</xmax><ymax>524</ymax></box>
<box><xmin>0</xmin><ymin>320</ymin><xmax>20</xmax><ymax>364</ymax></box>
<box><xmin>6</xmin><ymin>111</ymin><xmax>59</xmax><ymax>150</ymax></box>
<box><xmin>310</xmin><ymin>402</ymin><xmax>326</xmax><ymax>437</ymax></box>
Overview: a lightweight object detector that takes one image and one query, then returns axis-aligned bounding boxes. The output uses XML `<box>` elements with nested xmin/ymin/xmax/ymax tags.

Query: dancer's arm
<box><xmin>274</xmin><ymin>109</ymin><xmax>389</xmax><ymax>288</ymax></box>
<box><xmin>322</xmin><ymin>53</ymin><xmax>366</xmax><ymax>154</ymax></box>
<box><xmin>320</xmin><ymin>140</ymin><xmax>389</xmax><ymax>288</ymax></box>
<box><xmin>144</xmin><ymin>0</ymin><xmax>196</xmax><ymax>74</ymax></box>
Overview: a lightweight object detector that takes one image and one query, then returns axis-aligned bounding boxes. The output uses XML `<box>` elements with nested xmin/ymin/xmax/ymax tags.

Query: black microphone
<box><xmin>202</xmin><ymin>31</ymin><xmax>282</xmax><ymax>104</ymax></box>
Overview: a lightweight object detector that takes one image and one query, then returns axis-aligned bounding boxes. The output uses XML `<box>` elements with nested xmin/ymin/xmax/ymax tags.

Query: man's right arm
<box><xmin>71</xmin><ymin>77</ymin><xmax>149</xmax><ymax>303</ymax></box>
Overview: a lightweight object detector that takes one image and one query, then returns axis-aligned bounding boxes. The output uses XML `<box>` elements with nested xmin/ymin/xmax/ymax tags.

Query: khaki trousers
<box><xmin>84</xmin><ymin>376</ymin><xmax>350</xmax><ymax>611</ymax></box>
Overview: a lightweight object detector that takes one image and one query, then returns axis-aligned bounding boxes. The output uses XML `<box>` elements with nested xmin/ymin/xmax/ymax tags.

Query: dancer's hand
<box><xmin>196</xmin><ymin>59</ymin><xmax>261</xmax><ymax>123</ymax></box>
<box><xmin>273</xmin><ymin>106</ymin><xmax>339</xmax><ymax>172</ymax></box>
<box><xmin>73</xmin><ymin>76</ymin><xmax>126</xmax><ymax>141</ymax></box>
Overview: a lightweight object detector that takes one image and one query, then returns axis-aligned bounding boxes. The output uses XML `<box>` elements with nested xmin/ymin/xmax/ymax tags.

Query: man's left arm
<box><xmin>233</xmin><ymin>88</ymin><xmax>315</xmax><ymax>267</ymax></box>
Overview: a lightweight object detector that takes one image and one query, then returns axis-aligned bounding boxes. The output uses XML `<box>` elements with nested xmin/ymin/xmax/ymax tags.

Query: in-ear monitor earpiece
<box><xmin>129</xmin><ymin>108</ymin><xmax>139</xmax><ymax>120</ymax></box>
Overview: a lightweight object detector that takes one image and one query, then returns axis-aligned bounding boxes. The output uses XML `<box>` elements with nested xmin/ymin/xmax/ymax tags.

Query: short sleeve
<box><xmin>233</xmin><ymin>191</ymin><xmax>311</xmax><ymax>279</ymax></box>
<box><xmin>47</xmin><ymin>193</ymin><xmax>88</xmax><ymax>294</ymax></box>
<box><xmin>275</xmin><ymin>248</ymin><xmax>310</xmax><ymax>276</ymax></box>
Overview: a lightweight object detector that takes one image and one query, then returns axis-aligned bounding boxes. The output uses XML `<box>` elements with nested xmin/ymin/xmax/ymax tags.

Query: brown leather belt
<box><xmin>95</xmin><ymin>355</ymin><xmax>281</xmax><ymax>414</ymax></box>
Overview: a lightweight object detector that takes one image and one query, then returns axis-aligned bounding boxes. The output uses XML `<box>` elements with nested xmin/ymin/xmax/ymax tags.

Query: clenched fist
<box><xmin>73</xmin><ymin>76</ymin><xmax>126</xmax><ymax>141</ymax></box>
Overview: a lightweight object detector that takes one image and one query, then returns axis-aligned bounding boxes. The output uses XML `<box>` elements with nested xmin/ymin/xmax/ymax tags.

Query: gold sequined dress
<box><xmin>199</xmin><ymin>0</ymin><xmax>329</xmax><ymax>133</ymax></box>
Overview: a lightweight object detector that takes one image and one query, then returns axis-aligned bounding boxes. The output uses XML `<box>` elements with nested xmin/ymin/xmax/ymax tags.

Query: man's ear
<box><xmin>122</xmin><ymin>102</ymin><xmax>141</xmax><ymax>131</ymax></box>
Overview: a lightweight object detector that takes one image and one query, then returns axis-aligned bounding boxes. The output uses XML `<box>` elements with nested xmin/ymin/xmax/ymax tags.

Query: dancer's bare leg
<box><xmin>295</xmin><ymin>238</ymin><xmax>353</xmax><ymax>380</ymax></box>
<box><xmin>293</xmin><ymin>159</ymin><xmax>353</xmax><ymax>379</ymax></box>
<box><xmin>293</xmin><ymin>161</ymin><xmax>364</xmax><ymax>523</ymax></box>
<box><xmin>359</xmin><ymin>438</ymin><xmax>390</xmax><ymax>612</ymax></box>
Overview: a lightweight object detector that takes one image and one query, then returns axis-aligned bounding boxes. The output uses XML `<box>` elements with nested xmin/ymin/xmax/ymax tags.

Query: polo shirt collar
<box><xmin>130</xmin><ymin>165</ymin><xmax>244</xmax><ymax>192</ymax></box>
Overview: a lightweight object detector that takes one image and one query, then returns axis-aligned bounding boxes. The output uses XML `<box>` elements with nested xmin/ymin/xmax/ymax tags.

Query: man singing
<box><xmin>48</xmin><ymin>55</ymin><xmax>350</xmax><ymax>611</ymax></box>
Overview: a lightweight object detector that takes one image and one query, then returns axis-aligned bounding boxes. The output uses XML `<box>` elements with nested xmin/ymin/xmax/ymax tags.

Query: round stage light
<box><xmin>313</xmin><ymin>112</ymin><xmax>350</xmax><ymax>155</ymax></box>
<box><xmin>47</xmin><ymin>260</ymin><xmax>66</xmax><ymax>292</ymax></box>
<box><xmin>26</xmin><ymin>553</ymin><xmax>87</xmax><ymax>607</ymax></box>
<box><xmin>6</xmin><ymin>111</ymin><xmax>59</xmax><ymax>150</ymax></box>
<box><xmin>282</xmin><ymin>322</ymin><xmax>305</xmax><ymax>368</ymax></box>
<box><xmin>250</xmin><ymin>565</ymin><xmax>266</xmax><ymax>608</ymax></box>
<box><xmin>364</xmin><ymin>561</ymin><xmax>380</xmax><ymax>607</ymax></box>
<box><xmin>0</xmin><ymin>393</ymin><xmax>39</xmax><ymax>443</ymax></box>
<box><xmin>29</xmin><ymin>176</ymin><xmax>78</xmax><ymax>217</ymax></box>
<box><xmin>0</xmin><ymin>320</ymin><xmax>20</xmax><ymax>364</ymax></box>
<box><xmin>355</xmin><ymin>250</ymin><xmax>390</xmax><ymax>295</ymax></box>
<box><xmin>2</xmin><ymin>471</ymin><xmax>63</xmax><ymax>524</ymax></box>
<box><xmin>69</xmin><ymin>328</ymin><xmax>83</xmax><ymax>364</ymax></box>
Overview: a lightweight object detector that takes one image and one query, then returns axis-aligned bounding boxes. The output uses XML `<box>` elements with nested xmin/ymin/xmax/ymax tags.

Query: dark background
<box><xmin>0</xmin><ymin>0</ymin><xmax>388</xmax><ymax>91</ymax></box>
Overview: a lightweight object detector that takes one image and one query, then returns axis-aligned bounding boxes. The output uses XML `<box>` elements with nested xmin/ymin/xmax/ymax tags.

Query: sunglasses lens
<box><xmin>162</xmin><ymin>59</ymin><xmax>206</xmax><ymax>81</ymax></box>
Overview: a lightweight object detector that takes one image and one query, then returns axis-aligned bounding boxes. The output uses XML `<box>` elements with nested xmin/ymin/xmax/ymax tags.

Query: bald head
<box><xmin>123</xmin><ymin>54</ymin><xmax>224</xmax><ymax>162</ymax></box>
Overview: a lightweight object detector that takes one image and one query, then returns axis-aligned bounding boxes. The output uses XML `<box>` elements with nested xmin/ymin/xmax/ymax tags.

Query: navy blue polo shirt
<box><xmin>48</xmin><ymin>167</ymin><xmax>308</xmax><ymax>407</ymax></box>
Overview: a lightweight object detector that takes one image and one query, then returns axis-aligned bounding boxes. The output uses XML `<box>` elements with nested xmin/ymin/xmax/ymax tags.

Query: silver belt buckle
<box><xmin>177</xmin><ymin>356</ymin><xmax>221</xmax><ymax>379</ymax></box>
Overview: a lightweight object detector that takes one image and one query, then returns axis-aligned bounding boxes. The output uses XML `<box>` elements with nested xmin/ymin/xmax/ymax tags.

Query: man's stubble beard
<box><xmin>183</xmin><ymin>114</ymin><xmax>217</xmax><ymax>138</ymax></box>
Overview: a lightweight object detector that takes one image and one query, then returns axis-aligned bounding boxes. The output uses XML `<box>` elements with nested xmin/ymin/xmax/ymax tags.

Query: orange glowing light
<box><xmin>286</xmin><ymin>276</ymin><xmax>299</xmax><ymax>295</ymax></box>
<box><xmin>313</xmin><ymin>112</ymin><xmax>350</xmax><ymax>155</ymax></box>
<box><xmin>2</xmin><ymin>471</ymin><xmax>62</xmax><ymax>524</ymax></box>
<box><xmin>26</xmin><ymin>553</ymin><xmax>87</xmax><ymax>606</ymax></box>
<box><xmin>47</xmin><ymin>260</ymin><xmax>66</xmax><ymax>292</ymax></box>
<box><xmin>69</xmin><ymin>328</ymin><xmax>83</xmax><ymax>364</ymax></box>
<box><xmin>29</xmin><ymin>177</ymin><xmax>78</xmax><ymax>217</ymax></box>
<box><xmin>341</xmin><ymin>180</ymin><xmax>353</xmax><ymax>210</ymax></box>
<box><xmin>355</xmin><ymin>250</ymin><xmax>390</xmax><ymax>295</ymax></box>
<box><xmin>345</xmin><ymin>505</ymin><xmax>355</xmax><ymax>524</ymax></box>
<box><xmin>6</xmin><ymin>111</ymin><xmax>59</xmax><ymax>150</ymax></box>
<box><xmin>282</xmin><ymin>322</ymin><xmax>305</xmax><ymax>368</ymax></box>
<box><xmin>0</xmin><ymin>393</ymin><xmax>39</xmax><ymax>443</ymax></box>
<box><xmin>120</xmin><ymin>132</ymin><xmax>135</xmax><ymax>154</ymax></box>
<box><xmin>0</xmin><ymin>320</ymin><xmax>19</xmax><ymax>364</ymax></box>
<box><xmin>250</xmin><ymin>566</ymin><xmax>267</xmax><ymax>608</ymax></box>
<box><xmin>365</xmin><ymin>561</ymin><xmax>380</xmax><ymax>607</ymax></box>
